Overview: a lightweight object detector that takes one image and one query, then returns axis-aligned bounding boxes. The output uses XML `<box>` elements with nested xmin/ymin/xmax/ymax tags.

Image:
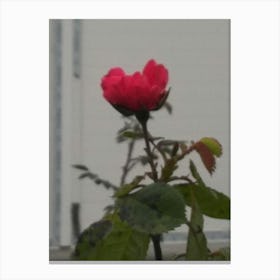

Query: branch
<box><xmin>120</xmin><ymin>140</ymin><xmax>135</xmax><ymax>186</ymax></box>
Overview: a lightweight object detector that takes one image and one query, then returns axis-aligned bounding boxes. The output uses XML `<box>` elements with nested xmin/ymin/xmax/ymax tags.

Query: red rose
<box><xmin>101</xmin><ymin>59</ymin><xmax>169</xmax><ymax>114</ymax></box>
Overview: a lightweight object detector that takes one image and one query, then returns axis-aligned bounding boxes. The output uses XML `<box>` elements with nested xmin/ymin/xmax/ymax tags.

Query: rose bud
<box><xmin>101</xmin><ymin>59</ymin><xmax>170</xmax><ymax>117</ymax></box>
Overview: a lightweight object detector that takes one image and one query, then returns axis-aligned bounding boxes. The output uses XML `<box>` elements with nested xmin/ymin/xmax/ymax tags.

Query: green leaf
<box><xmin>118</xmin><ymin>183</ymin><xmax>186</xmax><ymax>234</ymax></box>
<box><xmin>77</xmin><ymin>172</ymin><xmax>117</xmax><ymax>190</ymax></box>
<box><xmin>174</xmin><ymin>183</ymin><xmax>230</xmax><ymax>220</ymax></box>
<box><xmin>120</xmin><ymin>130</ymin><xmax>143</xmax><ymax>140</ymax></box>
<box><xmin>200</xmin><ymin>137</ymin><xmax>222</xmax><ymax>157</ymax></box>
<box><xmin>114</xmin><ymin>176</ymin><xmax>144</xmax><ymax>198</ymax></box>
<box><xmin>189</xmin><ymin>160</ymin><xmax>205</xmax><ymax>187</ymax></box>
<box><xmin>116</xmin><ymin>118</ymin><xmax>143</xmax><ymax>143</ymax></box>
<box><xmin>160</xmin><ymin>158</ymin><xmax>178</xmax><ymax>181</ymax></box>
<box><xmin>137</xmin><ymin>155</ymin><xmax>150</xmax><ymax>165</ymax></box>
<box><xmin>72</xmin><ymin>164</ymin><xmax>89</xmax><ymax>171</ymax></box>
<box><xmin>186</xmin><ymin>191</ymin><xmax>209</xmax><ymax>260</ymax></box>
<box><xmin>73</xmin><ymin>219</ymin><xmax>112</xmax><ymax>260</ymax></box>
<box><xmin>78</xmin><ymin>172</ymin><xmax>96</xmax><ymax>180</ymax></box>
<box><xmin>73</xmin><ymin>215</ymin><xmax>150</xmax><ymax>260</ymax></box>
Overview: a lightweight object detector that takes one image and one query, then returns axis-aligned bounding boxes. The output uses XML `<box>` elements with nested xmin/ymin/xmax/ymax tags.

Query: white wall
<box><xmin>50</xmin><ymin>19</ymin><xmax>230</xmax><ymax>246</ymax></box>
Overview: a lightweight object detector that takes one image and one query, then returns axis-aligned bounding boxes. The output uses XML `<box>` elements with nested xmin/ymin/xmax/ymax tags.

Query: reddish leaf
<box><xmin>194</xmin><ymin>142</ymin><xmax>216</xmax><ymax>174</ymax></box>
<box><xmin>200</xmin><ymin>137</ymin><xmax>222</xmax><ymax>157</ymax></box>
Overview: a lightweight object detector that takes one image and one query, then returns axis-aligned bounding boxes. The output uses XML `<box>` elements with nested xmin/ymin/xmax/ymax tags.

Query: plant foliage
<box><xmin>73</xmin><ymin>215</ymin><xmax>150</xmax><ymax>260</ymax></box>
<box><xmin>118</xmin><ymin>183</ymin><xmax>186</xmax><ymax>234</ymax></box>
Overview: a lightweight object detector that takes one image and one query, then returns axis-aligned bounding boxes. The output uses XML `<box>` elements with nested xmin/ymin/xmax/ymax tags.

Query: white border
<box><xmin>1</xmin><ymin>0</ymin><xmax>279</xmax><ymax>279</ymax></box>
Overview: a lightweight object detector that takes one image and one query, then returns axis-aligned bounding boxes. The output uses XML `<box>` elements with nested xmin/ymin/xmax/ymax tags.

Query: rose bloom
<box><xmin>101</xmin><ymin>59</ymin><xmax>169</xmax><ymax>114</ymax></box>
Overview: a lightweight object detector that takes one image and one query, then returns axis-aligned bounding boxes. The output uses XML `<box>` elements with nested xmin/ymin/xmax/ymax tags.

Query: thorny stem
<box><xmin>149</xmin><ymin>137</ymin><xmax>168</xmax><ymax>163</ymax></box>
<box><xmin>120</xmin><ymin>140</ymin><xmax>135</xmax><ymax>186</ymax></box>
<box><xmin>141</xmin><ymin>121</ymin><xmax>158</xmax><ymax>182</ymax></box>
<box><xmin>138</xmin><ymin>115</ymin><xmax>162</xmax><ymax>260</ymax></box>
<box><xmin>176</xmin><ymin>145</ymin><xmax>195</xmax><ymax>161</ymax></box>
<box><xmin>132</xmin><ymin>111</ymin><xmax>166</xmax><ymax>260</ymax></box>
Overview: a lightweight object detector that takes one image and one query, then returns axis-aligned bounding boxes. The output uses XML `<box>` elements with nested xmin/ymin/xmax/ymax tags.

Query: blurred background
<box><xmin>49</xmin><ymin>19</ymin><xmax>230</xmax><ymax>259</ymax></box>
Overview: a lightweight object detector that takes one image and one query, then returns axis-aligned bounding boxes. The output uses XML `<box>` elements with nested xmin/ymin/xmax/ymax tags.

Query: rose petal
<box><xmin>143</xmin><ymin>59</ymin><xmax>168</xmax><ymax>91</ymax></box>
<box><xmin>107</xmin><ymin>67</ymin><xmax>125</xmax><ymax>77</ymax></box>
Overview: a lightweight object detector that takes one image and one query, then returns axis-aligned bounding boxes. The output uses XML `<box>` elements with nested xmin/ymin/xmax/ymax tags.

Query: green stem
<box><xmin>142</xmin><ymin>125</ymin><xmax>162</xmax><ymax>260</ymax></box>
<box><xmin>136</xmin><ymin>112</ymin><xmax>162</xmax><ymax>260</ymax></box>
<box><xmin>151</xmin><ymin>234</ymin><xmax>162</xmax><ymax>260</ymax></box>
<box><xmin>141</xmin><ymin>120</ymin><xmax>158</xmax><ymax>182</ymax></box>
<box><xmin>120</xmin><ymin>140</ymin><xmax>135</xmax><ymax>186</ymax></box>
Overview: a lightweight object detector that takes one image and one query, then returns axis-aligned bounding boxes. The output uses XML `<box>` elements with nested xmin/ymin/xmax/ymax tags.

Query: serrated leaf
<box><xmin>118</xmin><ymin>183</ymin><xmax>186</xmax><ymax>234</ymax></box>
<box><xmin>73</xmin><ymin>220</ymin><xmax>112</xmax><ymax>260</ymax></box>
<box><xmin>114</xmin><ymin>176</ymin><xmax>144</xmax><ymax>198</ymax></box>
<box><xmin>189</xmin><ymin>160</ymin><xmax>205</xmax><ymax>187</ymax></box>
<box><xmin>77</xmin><ymin>172</ymin><xmax>117</xmax><ymax>190</ymax></box>
<box><xmin>194</xmin><ymin>141</ymin><xmax>216</xmax><ymax>174</ymax></box>
<box><xmin>135</xmin><ymin>153</ymin><xmax>157</xmax><ymax>163</ymax></box>
<box><xmin>174</xmin><ymin>183</ymin><xmax>230</xmax><ymax>220</ymax></box>
<box><xmin>121</xmin><ymin>130</ymin><xmax>143</xmax><ymax>139</ymax></box>
<box><xmin>138</xmin><ymin>155</ymin><xmax>150</xmax><ymax>165</ymax></box>
<box><xmin>200</xmin><ymin>137</ymin><xmax>222</xmax><ymax>157</ymax></box>
<box><xmin>78</xmin><ymin>172</ymin><xmax>96</xmax><ymax>180</ymax></box>
<box><xmin>103</xmin><ymin>204</ymin><xmax>115</xmax><ymax>214</ymax></box>
<box><xmin>160</xmin><ymin>158</ymin><xmax>178</xmax><ymax>181</ymax></box>
<box><xmin>186</xmin><ymin>191</ymin><xmax>209</xmax><ymax>260</ymax></box>
<box><xmin>72</xmin><ymin>164</ymin><xmax>89</xmax><ymax>171</ymax></box>
<box><xmin>73</xmin><ymin>216</ymin><xmax>150</xmax><ymax>260</ymax></box>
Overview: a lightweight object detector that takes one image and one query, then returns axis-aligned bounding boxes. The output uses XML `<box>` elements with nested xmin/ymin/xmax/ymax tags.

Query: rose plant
<box><xmin>72</xmin><ymin>59</ymin><xmax>230</xmax><ymax>261</ymax></box>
